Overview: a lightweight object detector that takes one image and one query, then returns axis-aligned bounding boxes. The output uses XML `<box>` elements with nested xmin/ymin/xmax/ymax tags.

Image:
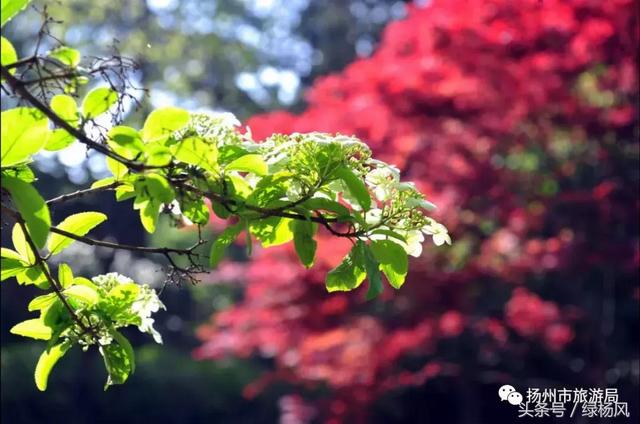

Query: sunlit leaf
<box><xmin>48</xmin><ymin>212</ymin><xmax>107</xmax><ymax>255</ymax></box>
<box><xmin>292</xmin><ymin>219</ymin><xmax>317</xmax><ymax>268</ymax></box>
<box><xmin>1</xmin><ymin>107</ymin><xmax>49</xmax><ymax>167</ymax></box>
<box><xmin>1</xmin><ymin>0</ymin><xmax>32</xmax><ymax>27</ymax></box>
<box><xmin>10</xmin><ymin>318</ymin><xmax>52</xmax><ymax>340</ymax></box>
<box><xmin>141</xmin><ymin>107</ymin><xmax>190</xmax><ymax>143</ymax></box>
<box><xmin>0</xmin><ymin>36</ymin><xmax>17</xmax><ymax>75</ymax></box>
<box><xmin>325</xmin><ymin>246</ymin><xmax>366</xmax><ymax>292</ymax></box>
<box><xmin>3</xmin><ymin>176</ymin><xmax>50</xmax><ymax>248</ymax></box>
<box><xmin>209</xmin><ymin>221</ymin><xmax>243</xmax><ymax>268</ymax></box>
<box><xmin>225</xmin><ymin>154</ymin><xmax>268</xmax><ymax>176</ymax></box>
<box><xmin>48</xmin><ymin>46</ymin><xmax>81</xmax><ymax>67</ymax></box>
<box><xmin>82</xmin><ymin>87</ymin><xmax>118</xmax><ymax>118</ymax></box>
<box><xmin>335</xmin><ymin>166</ymin><xmax>371</xmax><ymax>210</ymax></box>
<box><xmin>35</xmin><ymin>340</ymin><xmax>72</xmax><ymax>391</ymax></box>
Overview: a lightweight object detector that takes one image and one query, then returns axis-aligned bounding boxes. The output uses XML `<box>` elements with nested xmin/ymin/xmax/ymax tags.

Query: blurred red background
<box><xmin>194</xmin><ymin>0</ymin><xmax>638</xmax><ymax>422</ymax></box>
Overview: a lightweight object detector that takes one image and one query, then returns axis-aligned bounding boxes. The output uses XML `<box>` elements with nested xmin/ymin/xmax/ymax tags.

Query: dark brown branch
<box><xmin>49</xmin><ymin>226</ymin><xmax>204</xmax><ymax>256</ymax></box>
<box><xmin>0</xmin><ymin>65</ymin><xmax>154</xmax><ymax>172</ymax></box>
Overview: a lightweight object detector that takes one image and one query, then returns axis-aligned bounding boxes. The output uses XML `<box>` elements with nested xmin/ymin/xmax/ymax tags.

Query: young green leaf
<box><xmin>370</xmin><ymin>240</ymin><xmax>408</xmax><ymax>289</ymax></box>
<box><xmin>292</xmin><ymin>219</ymin><xmax>317</xmax><ymax>268</ymax></box>
<box><xmin>100</xmin><ymin>342</ymin><xmax>133</xmax><ymax>390</ymax></box>
<box><xmin>44</xmin><ymin>129</ymin><xmax>76</xmax><ymax>151</ymax></box>
<box><xmin>10</xmin><ymin>318</ymin><xmax>52</xmax><ymax>340</ymax></box>
<box><xmin>3</xmin><ymin>176</ymin><xmax>51</xmax><ymax>248</ymax></box>
<box><xmin>249</xmin><ymin>217</ymin><xmax>294</xmax><ymax>247</ymax></box>
<box><xmin>173</xmin><ymin>136</ymin><xmax>219</xmax><ymax>173</ymax></box>
<box><xmin>82</xmin><ymin>87</ymin><xmax>118</xmax><ymax>118</ymax></box>
<box><xmin>48</xmin><ymin>46</ymin><xmax>81</xmax><ymax>67</ymax></box>
<box><xmin>1</xmin><ymin>107</ymin><xmax>49</xmax><ymax>167</ymax></box>
<box><xmin>48</xmin><ymin>212</ymin><xmax>107</xmax><ymax>255</ymax></box>
<box><xmin>141</xmin><ymin>107</ymin><xmax>190</xmax><ymax>142</ymax></box>
<box><xmin>301</xmin><ymin>197</ymin><xmax>351</xmax><ymax>217</ymax></box>
<box><xmin>325</xmin><ymin>246</ymin><xmax>366</xmax><ymax>292</ymax></box>
<box><xmin>1</xmin><ymin>257</ymin><xmax>26</xmax><ymax>281</ymax></box>
<box><xmin>334</xmin><ymin>166</ymin><xmax>371</xmax><ymax>210</ymax></box>
<box><xmin>50</xmin><ymin>94</ymin><xmax>79</xmax><ymax>124</ymax></box>
<box><xmin>1</xmin><ymin>0</ymin><xmax>32</xmax><ymax>27</ymax></box>
<box><xmin>358</xmin><ymin>241</ymin><xmax>383</xmax><ymax>300</ymax></box>
<box><xmin>63</xmin><ymin>284</ymin><xmax>99</xmax><ymax>306</ymax></box>
<box><xmin>57</xmin><ymin>263</ymin><xmax>74</xmax><ymax>288</ymax></box>
<box><xmin>139</xmin><ymin>200</ymin><xmax>160</xmax><ymax>233</ymax></box>
<box><xmin>16</xmin><ymin>265</ymin><xmax>50</xmax><ymax>289</ymax></box>
<box><xmin>225</xmin><ymin>154</ymin><xmax>268</xmax><ymax>176</ymax></box>
<box><xmin>181</xmin><ymin>197</ymin><xmax>210</xmax><ymax>225</ymax></box>
<box><xmin>111</xmin><ymin>330</ymin><xmax>136</xmax><ymax>374</ymax></box>
<box><xmin>106</xmin><ymin>156</ymin><xmax>127</xmax><ymax>179</ymax></box>
<box><xmin>107</xmin><ymin>126</ymin><xmax>145</xmax><ymax>153</ymax></box>
<box><xmin>11</xmin><ymin>224</ymin><xmax>34</xmax><ymax>264</ymax></box>
<box><xmin>1</xmin><ymin>36</ymin><xmax>17</xmax><ymax>75</ymax></box>
<box><xmin>27</xmin><ymin>293</ymin><xmax>57</xmax><ymax>311</ymax></box>
<box><xmin>35</xmin><ymin>340</ymin><xmax>72</xmax><ymax>391</ymax></box>
<box><xmin>209</xmin><ymin>221</ymin><xmax>244</xmax><ymax>268</ymax></box>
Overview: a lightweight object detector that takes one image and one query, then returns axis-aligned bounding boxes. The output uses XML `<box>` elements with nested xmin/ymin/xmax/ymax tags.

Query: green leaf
<box><xmin>139</xmin><ymin>200</ymin><xmax>160</xmax><ymax>233</ymax></box>
<box><xmin>3</xmin><ymin>176</ymin><xmax>51</xmax><ymax>248</ymax></box>
<box><xmin>82</xmin><ymin>87</ymin><xmax>118</xmax><ymax>118</ymax></box>
<box><xmin>48</xmin><ymin>212</ymin><xmax>107</xmax><ymax>255</ymax></box>
<box><xmin>1</xmin><ymin>0</ymin><xmax>32</xmax><ymax>27</ymax></box>
<box><xmin>141</xmin><ymin>107</ymin><xmax>190</xmax><ymax>143</ymax></box>
<box><xmin>28</xmin><ymin>293</ymin><xmax>57</xmax><ymax>311</ymax></box>
<box><xmin>1</xmin><ymin>164</ymin><xmax>35</xmax><ymax>182</ymax></box>
<box><xmin>107</xmin><ymin>126</ymin><xmax>144</xmax><ymax>153</ymax></box>
<box><xmin>325</xmin><ymin>247</ymin><xmax>366</xmax><ymax>292</ymax></box>
<box><xmin>106</xmin><ymin>156</ymin><xmax>127</xmax><ymax>179</ymax></box>
<box><xmin>1</xmin><ymin>36</ymin><xmax>17</xmax><ymax>75</ymax></box>
<box><xmin>335</xmin><ymin>166</ymin><xmax>371</xmax><ymax>210</ymax></box>
<box><xmin>63</xmin><ymin>284</ymin><xmax>99</xmax><ymax>306</ymax></box>
<box><xmin>57</xmin><ymin>263</ymin><xmax>74</xmax><ymax>288</ymax></box>
<box><xmin>359</xmin><ymin>241</ymin><xmax>383</xmax><ymax>300</ymax></box>
<box><xmin>292</xmin><ymin>219</ymin><xmax>317</xmax><ymax>268</ymax></box>
<box><xmin>16</xmin><ymin>265</ymin><xmax>50</xmax><ymax>289</ymax></box>
<box><xmin>1</xmin><ymin>257</ymin><xmax>26</xmax><ymax>281</ymax></box>
<box><xmin>100</xmin><ymin>342</ymin><xmax>133</xmax><ymax>390</ymax></box>
<box><xmin>209</xmin><ymin>221</ymin><xmax>243</xmax><ymax>268</ymax></box>
<box><xmin>11</xmin><ymin>223</ymin><xmax>34</xmax><ymax>263</ymax></box>
<box><xmin>44</xmin><ymin>129</ymin><xmax>76</xmax><ymax>151</ymax></box>
<box><xmin>225</xmin><ymin>154</ymin><xmax>268</xmax><ymax>176</ymax></box>
<box><xmin>111</xmin><ymin>330</ymin><xmax>135</xmax><ymax>374</ymax></box>
<box><xmin>370</xmin><ymin>240</ymin><xmax>408</xmax><ymax>289</ymax></box>
<box><xmin>1</xmin><ymin>107</ymin><xmax>49</xmax><ymax>167</ymax></box>
<box><xmin>174</xmin><ymin>136</ymin><xmax>218</xmax><ymax>172</ymax></box>
<box><xmin>35</xmin><ymin>340</ymin><xmax>72</xmax><ymax>391</ymax></box>
<box><xmin>90</xmin><ymin>177</ymin><xmax>115</xmax><ymax>189</ymax></box>
<box><xmin>48</xmin><ymin>46</ymin><xmax>81</xmax><ymax>67</ymax></box>
<box><xmin>10</xmin><ymin>318</ymin><xmax>52</xmax><ymax>340</ymax></box>
<box><xmin>141</xmin><ymin>174</ymin><xmax>174</xmax><ymax>203</ymax></box>
<box><xmin>181</xmin><ymin>197</ymin><xmax>209</xmax><ymax>225</ymax></box>
<box><xmin>50</xmin><ymin>94</ymin><xmax>79</xmax><ymax>124</ymax></box>
<box><xmin>249</xmin><ymin>217</ymin><xmax>294</xmax><ymax>247</ymax></box>
<box><xmin>301</xmin><ymin>197</ymin><xmax>351</xmax><ymax>217</ymax></box>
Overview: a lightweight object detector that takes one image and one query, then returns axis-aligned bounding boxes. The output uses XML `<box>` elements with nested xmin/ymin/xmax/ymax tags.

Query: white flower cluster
<box><xmin>92</xmin><ymin>273</ymin><xmax>166</xmax><ymax>344</ymax></box>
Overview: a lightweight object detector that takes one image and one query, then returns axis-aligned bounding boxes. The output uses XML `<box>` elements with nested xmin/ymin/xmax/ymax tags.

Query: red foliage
<box><xmin>196</xmin><ymin>0</ymin><xmax>638</xmax><ymax>421</ymax></box>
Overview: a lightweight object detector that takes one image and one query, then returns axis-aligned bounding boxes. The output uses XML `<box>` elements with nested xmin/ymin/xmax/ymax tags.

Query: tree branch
<box><xmin>0</xmin><ymin>65</ymin><xmax>154</xmax><ymax>172</ymax></box>
<box><xmin>1</xmin><ymin>204</ymin><xmax>95</xmax><ymax>336</ymax></box>
<box><xmin>46</xmin><ymin>182</ymin><xmax>119</xmax><ymax>205</ymax></box>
